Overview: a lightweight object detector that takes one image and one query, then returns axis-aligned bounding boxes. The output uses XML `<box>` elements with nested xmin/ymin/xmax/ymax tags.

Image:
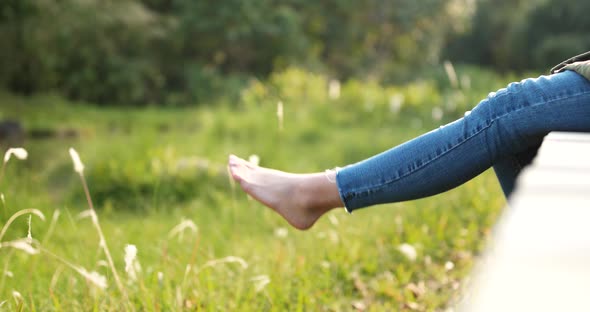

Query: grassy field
<box><xmin>0</xmin><ymin>67</ymin><xmax>516</xmax><ymax>311</ymax></box>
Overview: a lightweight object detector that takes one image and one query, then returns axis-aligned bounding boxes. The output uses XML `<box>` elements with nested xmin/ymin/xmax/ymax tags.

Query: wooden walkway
<box><xmin>461</xmin><ymin>132</ymin><xmax>590</xmax><ymax>311</ymax></box>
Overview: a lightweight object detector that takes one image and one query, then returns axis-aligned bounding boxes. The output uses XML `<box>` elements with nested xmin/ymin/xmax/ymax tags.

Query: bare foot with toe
<box><xmin>228</xmin><ymin>154</ymin><xmax>343</xmax><ymax>230</ymax></box>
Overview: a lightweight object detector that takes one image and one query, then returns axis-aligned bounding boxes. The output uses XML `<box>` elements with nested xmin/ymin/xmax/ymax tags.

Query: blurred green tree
<box><xmin>2</xmin><ymin>0</ymin><xmax>586</xmax><ymax>105</ymax></box>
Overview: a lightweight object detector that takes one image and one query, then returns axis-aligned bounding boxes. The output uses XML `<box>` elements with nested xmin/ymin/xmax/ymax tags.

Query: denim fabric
<box><xmin>336</xmin><ymin>71</ymin><xmax>590</xmax><ymax>212</ymax></box>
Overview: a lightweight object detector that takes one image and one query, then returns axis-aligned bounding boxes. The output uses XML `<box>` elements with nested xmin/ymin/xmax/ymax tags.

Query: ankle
<box><xmin>296</xmin><ymin>173</ymin><xmax>337</xmax><ymax>215</ymax></box>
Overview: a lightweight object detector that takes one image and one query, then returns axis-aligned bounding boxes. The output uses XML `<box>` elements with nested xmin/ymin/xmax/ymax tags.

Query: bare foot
<box><xmin>228</xmin><ymin>155</ymin><xmax>343</xmax><ymax>230</ymax></box>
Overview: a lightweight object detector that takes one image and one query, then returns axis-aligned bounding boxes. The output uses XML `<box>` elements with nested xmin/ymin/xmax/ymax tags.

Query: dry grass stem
<box><xmin>0</xmin><ymin>208</ymin><xmax>45</xmax><ymax>242</ymax></box>
<box><xmin>26</xmin><ymin>215</ymin><xmax>32</xmax><ymax>243</ymax></box>
<box><xmin>195</xmin><ymin>256</ymin><xmax>248</xmax><ymax>274</ymax></box>
<box><xmin>168</xmin><ymin>219</ymin><xmax>198</xmax><ymax>242</ymax></box>
<box><xmin>124</xmin><ymin>244</ymin><xmax>139</xmax><ymax>281</ymax></box>
<box><xmin>42</xmin><ymin>210</ymin><xmax>60</xmax><ymax>245</ymax></box>
<box><xmin>68</xmin><ymin>148</ymin><xmax>128</xmax><ymax>300</ymax></box>
<box><xmin>3</xmin><ymin>148</ymin><xmax>28</xmax><ymax>164</ymax></box>
<box><xmin>251</xmin><ymin>275</ymin><xmax>271</xmax><ymax>292</ymax></box>
<box><xmin>0</xmin><ymin>238</ymin><xmax>40</xmax><ymax>255</ymax></box>
<box><xmin>40</xmin><ymin>247</ymin><xmax>107</xmax><ymax>289</ymax></box>
<box><xmin>1</xmin><ymin>147</ymin><xmax>28</xmax><ymax>184</ymax></box>
<box><xmin>68</xmin><ymin>148</ymin><xmax>84</xmax><ymax>174</ymax></box>
<box><xmin>277</xmin><ymin>101</ymin><xmax>284</xmax><ymax>131</ymax></box>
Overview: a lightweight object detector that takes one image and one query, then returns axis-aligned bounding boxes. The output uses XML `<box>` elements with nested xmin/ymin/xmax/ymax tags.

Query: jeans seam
<box><xmin>341</xmin><ymin>72</ymin><xmax>590</xmax><ymax>204</ymax></box>
<box><xmin>344</xmin><ymin>88</ymin><xmax>590</xmax><ymax>199</ymax></box>
<box><xmin>346</xmin><ymin>121</ymin><xmax>495</xmax><ymax>197</ymax></box>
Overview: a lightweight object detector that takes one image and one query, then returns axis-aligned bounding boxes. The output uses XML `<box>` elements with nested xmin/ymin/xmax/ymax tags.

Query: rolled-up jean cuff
<box><xmin>335</xmin><ymin>167</ymin><xmax>359</xmax><ymax>213</ymax></box>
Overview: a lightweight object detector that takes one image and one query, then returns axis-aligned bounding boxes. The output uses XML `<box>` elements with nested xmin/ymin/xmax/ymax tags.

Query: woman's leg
<box><xmin>229</xmin><ymin>71</ymin><xmax>590</xmax><ymax>229</ymax></box>
<box><xmin>492</xmin><ymin>144</ymin><xmax>540</xmax><ymax>197</ymax></box>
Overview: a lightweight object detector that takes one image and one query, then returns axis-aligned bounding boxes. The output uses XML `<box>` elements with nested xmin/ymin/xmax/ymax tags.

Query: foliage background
<box><xmin>1</xmin><ymin>0</ymin><xmax>588</xmax><ymax>106</ymax></box>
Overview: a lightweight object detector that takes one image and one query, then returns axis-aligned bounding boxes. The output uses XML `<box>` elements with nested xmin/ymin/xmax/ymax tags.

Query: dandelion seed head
<box><xmin>3</xmin><ymin>148</ymin><xmax>28</xmax><ymax>163</ymax></box>
<box><xmin>68</xmin><ymin>148</ymin><xmax>84</xmax><ymax>174</ymax></box>
<box><xmin>445</xmin><ymin>261</ymin><xmax>455</xmax><ymax>271</ymax></box>
<box><xmin>398</xmin><ymin>243</ymin><xmax>417</xmax><ymax>262</ymax></box>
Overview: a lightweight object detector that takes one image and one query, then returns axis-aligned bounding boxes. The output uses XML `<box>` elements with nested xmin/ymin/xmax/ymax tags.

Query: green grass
<box><xmin>0</xmin><ymin>67</ymin><xmax>513</xmax><ymax>311</ymax></box>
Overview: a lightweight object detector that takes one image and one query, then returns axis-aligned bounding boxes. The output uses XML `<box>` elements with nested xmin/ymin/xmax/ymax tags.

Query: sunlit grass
<box><xmin>0</xmin><ymin>67</ymin><xmax>509</xmax><ymax>310</ymax></box>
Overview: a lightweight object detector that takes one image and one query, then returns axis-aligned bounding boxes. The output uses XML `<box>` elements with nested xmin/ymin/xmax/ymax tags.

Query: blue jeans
<box><xmin>336</xmin><ymin>71</ymin><xmax>590</xmax><ymax>212</ymax></box>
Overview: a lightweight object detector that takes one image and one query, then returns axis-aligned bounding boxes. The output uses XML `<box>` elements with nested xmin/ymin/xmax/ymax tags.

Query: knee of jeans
<box><xmin>468</xmin><ymin>78</ymin><xmax>533</xmax><ymax>123</ymax></box>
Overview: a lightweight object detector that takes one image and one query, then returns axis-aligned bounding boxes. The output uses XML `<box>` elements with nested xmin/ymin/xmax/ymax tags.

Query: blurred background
<box><xmin>1</xmin><ymin>0</ymin><xmax>589</xmax><ymax>106</ymax></box>
<box><xmin>0</xmin><ymin>0</ymin><xmax>588</xmax><ymax>311</ymax></box>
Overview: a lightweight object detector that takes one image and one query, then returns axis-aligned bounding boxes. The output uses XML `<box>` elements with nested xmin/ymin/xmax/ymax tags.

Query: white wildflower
<box><xmin>445</xmin><ymin>261</ymin><xmax>455</xmax><ymax>271</ymax></box>
<box><xmin>248</xmin><ymin>154</ymin><xmax>260</xmax><ymax>166</ymax></box>
<box><xmin>274</xmin><ymin>227</ymin><xmax>288</xmax><ymax>238</ymax></box>
<box><xmin>328</xmin><ymin>79</ymin><xmax>341</xmax><ymax>100</ymax></box>
<box><xmin>12</xmin><ymin>290</ymin><xmax>22</xmax><ymax>304</ymax></box>
<box><xmin>4</xmin><ymin>271</ymin><xmax>13</xmax><ymax>278</ymax></box>
<box><xmin>251</xmin><ymin>275</ymin><xmax>270</xmax><ymax>292</ymax></box>
<box><xmin>68</xmin><ymin>148</ymin><xmax>84</xmax><ymax>174</ymax></box>
<box><xmin>96</xmin><ymin>260</ymin><xmax>108</xmax><ymax>268</ymax></box>
<box><xmin>124</xmin><ymin>244</ymin><xmax>138</xmax><ymax>280</ymax></box>
<box><xmin>398</xmin><ymin>243</ymin><xmax>417</xmax><ymax>262</ymax></box>
<box><xmin>3</xmin><ymin>148</ymin><xmax>28</xmax><ymax>163</ymax></box>
<box><xmin>1</xmin><ymin>193</ymin><xmax>4</xmax><ymax>205</ymax></box>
